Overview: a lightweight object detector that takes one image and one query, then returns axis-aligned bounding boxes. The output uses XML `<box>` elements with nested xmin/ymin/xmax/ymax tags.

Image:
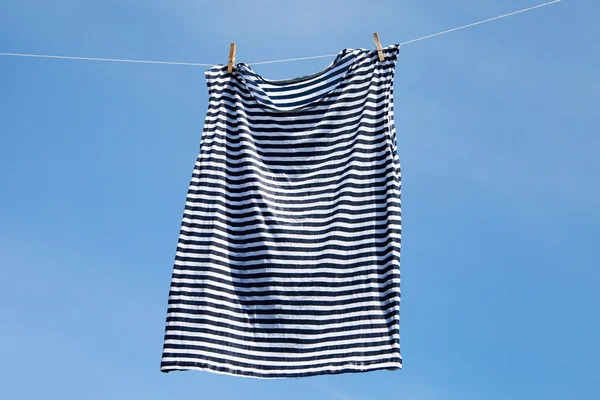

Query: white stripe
<box><xmin>189</xmin><ymin>170</ymin><xmax>399</xmax><ymax>194</ymax></box>
<box><xmin>172</xmin><ymin>262</ymin><xmax>398</xmax><ymax>284</ymax></box>
<box><xmin>188</xmin><ymin>172</ymin><xmax>399</xmax><ymax>200</ymax></box>
<box><xmin>180</xmin><ymin>220</ymin><xmax>397</xmax><ymax>240</ymax></box>
<box><xmin>180</xmin><ymin>214</ymin><xmax>399</xmax><ymax>235</ymax></box>
<box><xmin>184</xmin><ymin>196</ymin><xmax>400</xmax><ymax>219</ymax></box>
<box><xmin>168</xmin><ymin>285</ymin><xmax>399</xmax><ymax>304</ymax></box>
<box><xmin>165</xmin><ymin>342</ymin><xmax>398</xmax><ymax>362</ymax></box>
<box><xmin>162</xmin><ymin>351</ymin><xmax>399</xmax><ymax>368</ymax></box>
<box><xmin>181</xmin><ymin>206</ymin><xmax>400</xmax><ymax>226</ymax></box>
<box><xmin>169</xmin><ymin>301</ymin><xmax>399</xmax><ymax>322</ymax></box>
<box><xmin>169</xmin><ymin>276</ymin><xmax>401</xmax><ymax>296</ymax></box>
<box><xmin>175</xmin><ymin>239</ymin><xmax>398</xmax><ymax>262</ymax></box>
<box><xmin>184</xmin><ymin>193</ymin><xmax>398</xmax><ymax>216</ymax></box>
<box><xmin>176</xmin><ymin>233</ymin><xmax>399</xmax><ymax>254</ymax></box>
<box><xmin>201</xmin><ymin>112</ymin><xmax>389</xmax><ymax>144</ymax></box>
<box><xmin>206</xmin><ymin>87</ymin><xmax>388</xmax><ymax>116</ymax></box>
<box><xmin>199</xmin><ymin>135</ymin><xmax>391</xmax><ymax>165</ymax></box>
<box><xmin>167</xmin><ymin>293</ymin><xmax>399</xmax><ymax>313</ymax></box>
<box><xmin>204</xmin><ymin>95</ymin><xmax>389</xmax><ymax>125</ymax></box>
<box><xmin>164</xmin><ymin>333</ymin><xmax>399</xmax><ymax>351</ymax></box>
<box><xmin>196</xmin><ymin>143</ymin><xmax>393</xmax><ymax>173</ymax></box>
<box><xmin>174</xmin><ymin>249</ymin><xmax>401</xmax><ymax>269</ymax></box>
<box><xmin>206</xmin><ymin>87</ymin><xmax>389</xmax><ymax>116</ymax></box>
<box><xmin>171</xmin><ymin>257</ymin><xmax>399</xmax><ymax>283</ymax></box>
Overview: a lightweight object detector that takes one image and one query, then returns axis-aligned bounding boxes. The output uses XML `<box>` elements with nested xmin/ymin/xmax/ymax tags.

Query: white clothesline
<box><xmin>0</xmin><ymin>0</ymin><xmax>561</xmax><ymax>68</ymax></box>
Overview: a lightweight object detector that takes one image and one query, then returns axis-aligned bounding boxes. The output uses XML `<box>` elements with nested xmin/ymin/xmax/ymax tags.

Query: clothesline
<box><xmin>0</xmin><ymin>0</ymin><xmax>560</xmax><ymax>68</ymax></box>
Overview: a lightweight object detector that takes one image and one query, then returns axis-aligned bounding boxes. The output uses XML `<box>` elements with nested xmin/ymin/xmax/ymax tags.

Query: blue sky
<box><xmin>1</xmin><ymin>0</ymin><xmax>599</xmax><ymax>399</ymax></box>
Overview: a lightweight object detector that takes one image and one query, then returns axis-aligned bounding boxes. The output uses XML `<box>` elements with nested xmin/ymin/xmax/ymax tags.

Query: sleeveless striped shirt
<box><xmin>161</xmin><ymin>44</ymin><xmax>402</xmax><ymax>378</ymax></box>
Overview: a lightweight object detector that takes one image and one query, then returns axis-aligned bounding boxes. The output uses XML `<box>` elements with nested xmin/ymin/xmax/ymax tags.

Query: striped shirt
<box><xmin>160</xmin><ymin>44</ymin><xmax>402</xmax><ymax>378</ymax></box>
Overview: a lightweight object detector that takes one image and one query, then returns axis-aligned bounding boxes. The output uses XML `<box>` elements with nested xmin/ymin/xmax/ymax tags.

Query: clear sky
<box><xmin>1</xmin><ymin>1</ymin><xmax>599</xmax><ymax>399</ymax></box>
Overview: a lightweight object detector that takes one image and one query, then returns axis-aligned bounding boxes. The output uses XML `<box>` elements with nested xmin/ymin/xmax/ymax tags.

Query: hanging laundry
<box><xmin>160</xmin><ymin>44</ymin><xmax>402</xmax><ymax>378</ymax></box>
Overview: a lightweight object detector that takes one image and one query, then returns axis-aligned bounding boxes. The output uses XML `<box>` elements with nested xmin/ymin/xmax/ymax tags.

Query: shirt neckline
<box><xmin>233</xmin><ymin>47</ymin><xmax>364</xmax><ymax>114</ymax></box>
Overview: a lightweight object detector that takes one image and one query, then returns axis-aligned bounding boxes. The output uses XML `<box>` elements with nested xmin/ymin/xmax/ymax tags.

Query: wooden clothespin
<box><xmin>227</xmin><ymin>42</ymin><xmax>236</xmax><ymax>73</ymax></box>
<box><xmin>372</xmin><ymin>32</ymin><xmax>385</xmax><ymax>62</ymax></box>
